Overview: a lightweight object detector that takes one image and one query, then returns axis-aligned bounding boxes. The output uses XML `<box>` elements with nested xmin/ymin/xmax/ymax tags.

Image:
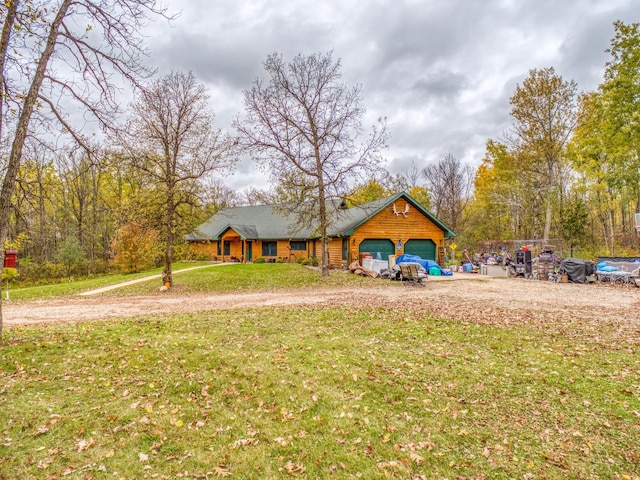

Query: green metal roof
<box><xmin>186</xmin><ymin>192</ymin><xmax>456</xmax><ymax>241</ymax></box>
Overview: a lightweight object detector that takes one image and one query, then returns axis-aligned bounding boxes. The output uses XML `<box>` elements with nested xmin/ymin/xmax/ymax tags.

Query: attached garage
<box><xmin>404</xmin><ymin>239</ymin><xmax>436</xmax><ymax>261</ymax></box>
<box><xmin>359</xmin><ymin>239</ymin><xmax>395</xmax><ymax>262</ymax></box>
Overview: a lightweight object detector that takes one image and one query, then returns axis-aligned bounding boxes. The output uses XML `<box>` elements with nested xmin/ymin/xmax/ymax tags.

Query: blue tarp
<box><xmin>395</xmin><ymin>254</ymin><xmax>453</xmax><ymax>276</ymax></box>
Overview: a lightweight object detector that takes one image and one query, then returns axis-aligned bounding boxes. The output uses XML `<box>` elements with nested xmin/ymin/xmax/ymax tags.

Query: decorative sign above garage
<box><xmin>392</xmin><ymin>203</ymin><xmax>409</xmax><ymax>217</ymax></box>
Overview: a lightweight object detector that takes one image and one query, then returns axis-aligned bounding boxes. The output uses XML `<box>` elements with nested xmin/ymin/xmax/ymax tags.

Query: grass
<box><xmin>98</xmin><ymin>263</ymin><xmax>381</xmax><ymax>296</ymax></box>
<box><xmin>2</xmin><ymin>263</ymin><xmax>382</xmax><ymax>301</ymax></box>
<box><xmin>1</xmin><ymin>304</ymin><xmax>639</xmax><ymax>479</ymax></box>
<box><xmin>1</xmin><ymin>262</ymin><xmax>211</xmax><ymax>301</ymax></box>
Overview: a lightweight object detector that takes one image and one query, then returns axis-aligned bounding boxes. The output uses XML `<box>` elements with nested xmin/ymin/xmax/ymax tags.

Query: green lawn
<box><xmin>0</xmin><ymin>265</ymin><xmax>639</xmax><ymax>479</ymax></box>
<box><xmin>3</xmin><ymin>263</ymin><xmax>382</xmax><ymax>300</ymax></box>
<box><xmin>2</xmin><ymin>262</ymin><xmax>202</xmax><ymax>301</ymax></box>
<box><xmin>98</xmin><ymin>263</ymin><xmax>381</xmax><ymax>296</ymax></box>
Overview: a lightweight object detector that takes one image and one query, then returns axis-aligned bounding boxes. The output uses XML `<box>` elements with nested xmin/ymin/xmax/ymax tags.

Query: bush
<box><xmin>301</xmin><ymin>257</ymin><xmax>319</xmax><ymax>266</ymax></box>
<box><xmin>172</xmin><ymin>242</ymin><xmax>191</xmax><ymax>261</ymax></box>
<box><xmin>253</xmin><ymin>257</ymin><xmax>265</xmax><ymax>264</ymax></box>
<box><xmin>112</xmin><ymin>223</ymin><xmax>159</xmax><ymax>273</ymax></box>
<box><xmin>275</xmin><ymin>258</ymin><xmax>284</xmax><ymax>263</ymax></box>
<box><xmin>18</xmin><ymin>260</ymin><xmax>67</xmax><ymax>282</ymax></box>
<box><xmin>56</xmin><ymin>236</ymin><xmax>87</xmax><ymax>278</ymax></box>
<box><xmin>87</xmin><ymin>258</ymin><xmax>113</xmax><ymax>275</ymax></box>
<box><xmin>194</xmin><ymin>253</ymin><xmax>208</xmax><ymax>261</ymax></box>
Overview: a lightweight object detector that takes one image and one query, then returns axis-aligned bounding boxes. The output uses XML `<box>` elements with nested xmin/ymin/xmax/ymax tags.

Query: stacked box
<box><xmin>537</xmin><ymin>261</ymin><xmax>555</xmax><ymax>280</ymax></box>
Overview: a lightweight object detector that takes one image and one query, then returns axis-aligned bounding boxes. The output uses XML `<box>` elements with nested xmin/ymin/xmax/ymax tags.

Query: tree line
<box><xmin>2</xmin><ymin>1</ymin><xmax>639</xmax><ymax>303</ymax></box>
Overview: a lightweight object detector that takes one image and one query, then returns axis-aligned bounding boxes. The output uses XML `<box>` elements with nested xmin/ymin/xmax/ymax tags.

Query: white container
<box><xmin>486</xmin><ymin>265</ymin><xmax>507</xmax><ymax>277</ymax></box>
<box><xmin>363</xmin><ymin>258</ymin><xmax>388</xmax><ymax>273</ymax></box>
<box><xmin>370</xmin><ymin>259</ymin><xmax>389</xmax><ymax>273</ymax></box>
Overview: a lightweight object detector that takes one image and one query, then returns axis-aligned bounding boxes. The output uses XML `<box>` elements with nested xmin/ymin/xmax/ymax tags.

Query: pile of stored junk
<box><xmin>462</xmin><ymin>244</ymin><xmax>640</xmax><ymax>286</ymax></box>
<box><xmin>350</xmin><ymin>245</ymin><xmax>640</xmax><ymax>286</ymax></box>
<box><xmin>349</xmin><ymin>253</ymin><xmax>454</xmax><ymax>283</ymax></box>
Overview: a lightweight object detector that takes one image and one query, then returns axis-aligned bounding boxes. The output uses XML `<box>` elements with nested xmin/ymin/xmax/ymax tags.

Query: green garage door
<box><xmin>359</xmin><ymin>239</ymin><xmax>395</xmax><ymax>262</ymax></box>
<box><xmin>404</xmin><ymin>239</ymin><xmax>436</xmax><ymax>260</ymax></box>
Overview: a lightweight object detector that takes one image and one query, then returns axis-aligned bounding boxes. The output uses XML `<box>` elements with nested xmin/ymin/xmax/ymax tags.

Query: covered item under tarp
<box><xmin>395</xmin><ymin>254</ymin><xmax>453</xmax><ymax>276</ymax></box>
<box><xmin>559</xmin><ymin>257</ymin><xmax>595</xmax><ymax>283</ymax></box>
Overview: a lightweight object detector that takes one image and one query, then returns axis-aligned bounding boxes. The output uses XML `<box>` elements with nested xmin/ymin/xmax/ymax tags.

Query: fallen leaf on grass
<box><xmin>61</xmin><ymin>466</ymin><xmax>76</xmax><ymax>476</ymax></box>
<box><xmin>410</xmin><ymin>452</ymin><xmax>424</xmax><ymax>464</ymax></box>
<box><xmin>213</xmin><ymin>465</ymin><xmax>232</xmax><ymax>477</ymax></box>
<box><xmin>230</xmin><ymin>438</ymin><xmax>259</xmax><ymax>449</ymax></box>
<box><xmin>35</xmin><ymin>416</ymin><xmax>63</xmax><ymax>436</ymax></box>
<box><xmin>37</xmin><ymin>457</ymin><xmax>53</xmax><ymax>470</ymax></box>
<box><xmin>76</xmin><ymin>438</ymin><xmax>95</xmax><ymax>452</ymax></box>
<box><xmin>377</xmin><ymin>460</ymin><xmax>406</xmax><ymax>472</ymax></box>
<box><xmin>274</xmin><ymin>437</ymin><xmax>289</xmax><ymax>447</ymax></box>
<box><xmin>542</xmin><ymin>452</ymin><xmax>568</xmax><ymax>469</ymax></box>
<box><xmin>282</xmin><ymin>461</ymin><xmax>305</xmax><ymax>476</ymax></box>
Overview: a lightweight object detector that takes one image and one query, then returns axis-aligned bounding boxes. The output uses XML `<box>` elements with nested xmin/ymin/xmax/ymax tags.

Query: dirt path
<box><xmin>4</xmin><ymin>275</ymin><xmax>640</xmax><ymax>344</ymax></box>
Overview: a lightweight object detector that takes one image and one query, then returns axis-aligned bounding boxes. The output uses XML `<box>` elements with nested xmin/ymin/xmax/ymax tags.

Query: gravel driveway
<box><xmin>4</xmin><ymin>274</ymin><xmax>639</xmax><ymax>346</ymax></box>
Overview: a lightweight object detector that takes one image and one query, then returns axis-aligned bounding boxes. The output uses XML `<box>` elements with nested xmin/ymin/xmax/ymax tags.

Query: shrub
<box><xmin>1</xmin><ymin>267</ymin><xmax>18</xmax><ymax>284</ymax></box>
<box><xmin>112</xmin><ymin>223</ymin><xmax>160</xmax><ymax>273</ymax></box>
<box><xmin>301</xmin><ymin>257</ymin><xmax>319</xmax><ymax>266</ymax></box>
<box><xmin>253</xmin><ymin>257</ymin><xmax>265</xmax><ymax>264</ymax></box>
<box><xmin>172</xmin><ymin>242</ymin><xmax>191</xmax><ymax>261</ymax></box>
<box><xmin>275</xmin><ymin>258</ymin><xmax>284</xmax><ymax>263</ymax></box>
<box><xmin>87</xmin><ymin>258</ymin><xmax>113</xmax><ymax>275</ymax></box>
<box><xmin>40</xmin><ymin>261</ymin><xmax>67</xmax><ymax>279</ymax></box>
<box><xmin>56</xmin><ymin>236</ymin><xmax>87</xmax><ymax>278</ymax></box>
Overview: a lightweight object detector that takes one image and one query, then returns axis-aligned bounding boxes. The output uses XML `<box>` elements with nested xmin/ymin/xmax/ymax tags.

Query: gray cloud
<box><xmin>148</xmin><ymin>0</ymin><xmax>636</xmax><ymax>190</ymax></box>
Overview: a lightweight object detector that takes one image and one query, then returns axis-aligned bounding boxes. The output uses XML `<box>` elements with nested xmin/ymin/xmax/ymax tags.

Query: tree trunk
<box><xmin>318</xmin><ymin>184</ymin><xmax>330</xmax><ymax>278</ymax></box>
<box><xmin>163</xmin><ymin>186</ymin><xmax>175</xmax><ymax>286</ymax></box>
<box><xmin>608</xmin><ymin>207</ymin><xmax>615</xmax><ymax>256</ymax></box>
<box><xmin>0</xmin><ymin>0</ymin><xmax>73</xmax><ymax>340</ymax></box>
<box><xmin>543</xmin><ymin>187</ymin><xmax>552</xmax><ymax>244</ymax></box>
<box><xmin>0</xmin><ymin>0</ymin><xmax>19</xmax><ymax>137</ymax></box>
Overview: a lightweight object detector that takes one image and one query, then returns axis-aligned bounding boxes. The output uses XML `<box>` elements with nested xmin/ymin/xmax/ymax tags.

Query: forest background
<box><xmin>3</xmin><ymin>8</ymin><xmax>640</xmax><ymax>284</ymax></box>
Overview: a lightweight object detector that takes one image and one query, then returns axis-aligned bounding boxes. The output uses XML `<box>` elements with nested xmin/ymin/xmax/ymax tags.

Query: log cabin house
<box><xmin>186</xmin><ymin>192</ymin><xmax>456</xmax><ymax>267</ymax></box>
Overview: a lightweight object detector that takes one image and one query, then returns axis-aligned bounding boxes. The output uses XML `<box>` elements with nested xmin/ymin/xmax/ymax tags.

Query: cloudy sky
<box><xmin>147</xmin><ymin>0</ymin><xmax>637</xmax><ymax>192</ymax></box>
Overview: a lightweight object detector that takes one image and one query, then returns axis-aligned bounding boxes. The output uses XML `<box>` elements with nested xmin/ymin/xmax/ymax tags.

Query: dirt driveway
<box><xmin>4</xmin><ymin>274</ymin><xmax>640</xmax><ymax>344</ymax></box>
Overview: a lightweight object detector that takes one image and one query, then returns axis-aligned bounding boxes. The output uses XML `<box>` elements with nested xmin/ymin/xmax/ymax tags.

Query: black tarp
<box><xmin>559</xmin><ymin>257</ymin><xmax>595</xmax><ymax>283</ymax></box>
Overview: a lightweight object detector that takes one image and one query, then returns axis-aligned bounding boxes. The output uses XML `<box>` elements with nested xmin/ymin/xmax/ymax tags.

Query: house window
<box><xmin>290</xmin><ymin>240</ymin><xmax>306</xmax><ymax>251</ymax></box>
<box><xmin>223</xmin><ymin>241</ymin><xmax>231</xmax><ymax>255</ymax></box>
<box><xmin>342</xmin><ymin>238</ymin><xmax>349</xmax><ymax>261</ymax></box>
<box><xmin>262</xmin><ymin>241</ymin><xmax>277</xmax><ymax>257</ymax></box>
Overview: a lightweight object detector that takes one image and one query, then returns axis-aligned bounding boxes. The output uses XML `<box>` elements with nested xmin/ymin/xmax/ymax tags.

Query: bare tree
<box><xmin>200</xmin><ymin>177</ymin><xmax>241</xmax><ymax>213</ymax></box>
<box><xmin>239</xmin><ymin>186</ymin><xmax>276</xmax><ymax>206</ymax></box>
<box><xmin>0</xmin><ymin>0</ymin><xmax>168</xmax><ymax>339</ymax></box>
<box><xmin>383</xmin><ymin>160</ymin><xmax>431</xmax><ymax>210</ymax></box>
<box><xmin>234</xmin><ymin>52</ymin><xmax>388</xmax><ymax>277</ymax></box>
<box><xmin>120</xmin><ymin>70</ymin><xmax>236</xmax><ymax>286</ymax></box>
<box><xmin>385</xmin><ymin>160</ymin><xmax>422</xmax><ymax>192</ymax></box>
<box><xmin>422</xmin><ymin>154</ymin><xmax>474</xmax><ymax>232</ymax></box>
